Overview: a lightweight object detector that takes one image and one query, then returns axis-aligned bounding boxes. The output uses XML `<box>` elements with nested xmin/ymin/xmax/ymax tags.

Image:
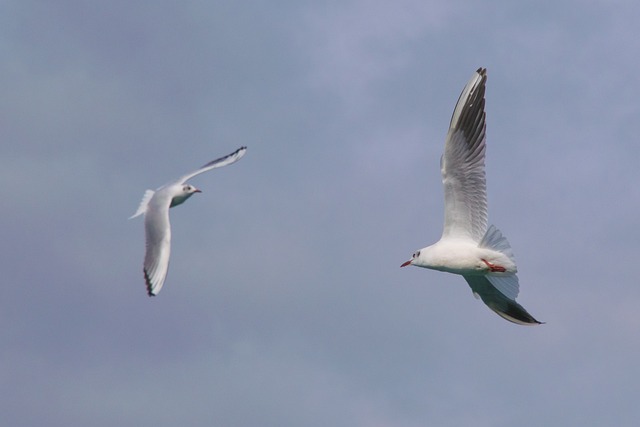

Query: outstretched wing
<box><xmin>441</xmin><ymin>68</ymin><xmax>488</xmax><ymax>242</ymax></box>
<box><xmin>175</xmin><ymin>146</ymin><xmax>247</xmax><ymax>185</ymax></box>
<box><xmin>143</xmin><ymin>194</ymin><xmax>173</xmax><ymax>296</ymax></box>
<box><xmin>463</xmin><ymin>275</ymin><xmax>541</xmax><ymax>325</ymax></box>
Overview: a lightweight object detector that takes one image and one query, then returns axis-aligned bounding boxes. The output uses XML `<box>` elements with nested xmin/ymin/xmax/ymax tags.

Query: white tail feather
<box><xmin>129</xmin><ymin>190</ymin><xmax>155</xmax><ymax>219</ymax></box>
<box><xmin>479</xmin><ymin>224</ymin><xmax>515</xmax><ymax>264</ymax></box>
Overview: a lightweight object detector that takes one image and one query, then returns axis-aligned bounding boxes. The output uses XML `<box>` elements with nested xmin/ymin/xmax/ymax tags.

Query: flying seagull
<box><xmin>400</xmin><ymin>68</ymin><xmax>542</xmax><ymax>325</ymax></box>
<box><xmin>130</xmin><ymin>146</ymin><xmax>247</xmax><ymax>296</ymax></box>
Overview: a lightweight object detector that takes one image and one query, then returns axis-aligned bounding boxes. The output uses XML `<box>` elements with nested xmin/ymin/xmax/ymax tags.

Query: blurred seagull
<box><xmin>130</xmin><ymin>146</ymin><xmax>247</xmax><ymax>296</ymax></box>
<box><xmin>400</xmin><ymin>68</ymin><xmax>542</xmax><ymax>325</ymax></box>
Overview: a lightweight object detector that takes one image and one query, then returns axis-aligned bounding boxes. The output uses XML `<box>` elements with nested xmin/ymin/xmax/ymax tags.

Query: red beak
<box><xmin>194</xmin><ymin>189</ymin><xmax>202</xmax><ymax>193</ymax></box>
<box><xmin>400</xmin><ymin>260</ymin><xmax>412</xmax><ymax>268</ymax></box>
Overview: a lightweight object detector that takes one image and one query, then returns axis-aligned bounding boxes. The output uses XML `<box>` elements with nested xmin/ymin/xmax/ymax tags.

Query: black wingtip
<box><xmin>495</xmin><ymin>302</ymin><xmax>543</xmax><ymax>326</ymax></box>
<box><xmin>143</xmin><ymin>268</ymin><xmax>156</xmax><ymax>297</ymax></box>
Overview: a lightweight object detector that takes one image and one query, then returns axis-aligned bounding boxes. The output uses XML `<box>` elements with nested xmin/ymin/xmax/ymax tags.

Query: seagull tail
<box><xmin>478</xmin><ymin>224</ymin><xmax>516</xmax><ymax>264</ymax></box>
<box><xmin>129</xmin><ymin>189</ymin><xmax>155</xmax><ymax>219</ymax></box>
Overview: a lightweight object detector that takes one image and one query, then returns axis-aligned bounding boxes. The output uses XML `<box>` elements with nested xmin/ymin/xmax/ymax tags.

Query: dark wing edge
<box><xmin>464</xmin><ymin>275</ymin><xmax>543</xmax><ymax>326</ymax></box>
<box><xmin>178</xmin><ymin>146</ymin><xmax>248</xmax><ymax>184</ymax></box>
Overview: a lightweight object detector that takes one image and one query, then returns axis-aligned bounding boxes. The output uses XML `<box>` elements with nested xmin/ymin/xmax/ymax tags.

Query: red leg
<box><xmin>481</xmin><ymin>259</ymin><xmax>506</xmax><ymax>272</ymax></box>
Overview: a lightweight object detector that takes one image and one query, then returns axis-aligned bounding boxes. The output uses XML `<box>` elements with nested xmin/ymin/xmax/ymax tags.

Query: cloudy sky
<box><xmin>2</xmin><ymin>0</ymin><xmax>639</xmax><ymax>425</ymax></box>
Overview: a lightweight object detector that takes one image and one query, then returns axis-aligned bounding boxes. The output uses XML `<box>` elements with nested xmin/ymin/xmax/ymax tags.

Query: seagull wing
<box><xmin>440</xmin><ymin>68</ymin><xmax>488</xmax><ymax>242</ymax></box>
<box><xmin>463</xmin><ymin>275</ymin><xmax>541</xmax><ymax>325</ymax></box>
<box><xmin>143</xmin><ymin>193</ymin><xmax>173</xmax><ymax>296</ymax></box>
<box><xmin>175</xmin><ymin>146</ymin><xmax>247</xmax><ymax>185</ymax></box>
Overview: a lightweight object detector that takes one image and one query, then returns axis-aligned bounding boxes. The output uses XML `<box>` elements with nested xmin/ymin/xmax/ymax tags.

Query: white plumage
<box><xmin>401</xmin><ymin>69</ymin><xmax>541</xmax><ymax>325</ymax></box>
<box><xmin>130</xmin><ymin>146</ymin><xmax>247</xmax><ymax>296</ymax></box>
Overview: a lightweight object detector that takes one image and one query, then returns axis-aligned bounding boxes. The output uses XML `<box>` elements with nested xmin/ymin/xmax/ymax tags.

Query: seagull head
<box><xmin>169</xmin><ymin>184</ymin><xmax>202</xmax><ymax>208</ymax></box>
<box><xmin>183</xmin><ymin>184</ymin><xmax>202</xmax><ymax>194</ymax></box>
<box><xmin>400</xmin><ymin>250</ymin><xmax>421</xmax><ymax>268</ymax></box>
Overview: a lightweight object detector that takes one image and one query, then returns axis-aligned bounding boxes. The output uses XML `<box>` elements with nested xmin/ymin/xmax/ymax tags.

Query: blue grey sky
<box><xmin>2</xmin><ymin>0</ymin><xmax>639</xmax><ymax>425</ymax></box>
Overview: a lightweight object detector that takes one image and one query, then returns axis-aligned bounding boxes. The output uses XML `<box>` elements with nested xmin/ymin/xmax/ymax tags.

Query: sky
<box><xmin>2</xmin><ymin>0</ymin><xmax>639</xmax><ymax>425</ymax></box>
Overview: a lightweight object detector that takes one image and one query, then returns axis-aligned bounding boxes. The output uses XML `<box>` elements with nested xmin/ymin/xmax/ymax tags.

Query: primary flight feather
<box><xmin>130</xmin><ymin>146</ymin><xmax>247</xmax><ymax>296</ymax></box>
<box><xmin>401</xmin><ymin>69</ymin><xmax>541</xmax><ymax>325</ymax></box>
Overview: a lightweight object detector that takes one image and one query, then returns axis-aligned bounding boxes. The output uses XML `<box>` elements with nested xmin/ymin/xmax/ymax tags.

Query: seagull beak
<box><xmin>194</xmin><ymin>188</ymin><xmax>202</xmax><ymax>193</ymax></box>
<box><xmin>400</xmin><ymin>260</ymin><xmax>412</xmax><ymax>268</ymax></box>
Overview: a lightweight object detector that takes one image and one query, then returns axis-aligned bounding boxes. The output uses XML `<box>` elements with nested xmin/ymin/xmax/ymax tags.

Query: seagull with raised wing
<box><xmin>400</xmin><ymin>68</ymin><xmax>542</xmax><ymax>325</ymax></box>
<box><xmin>130</xmin><ymin>146</ymin><xmax>247</xmax><ymax>296</ymax></box>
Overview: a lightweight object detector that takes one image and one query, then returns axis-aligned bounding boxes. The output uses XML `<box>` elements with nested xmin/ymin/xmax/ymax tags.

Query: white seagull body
<box><xmin>130</xmin><ymin>146</ymin><xmax>247</xmax><ymax>296</ymax></box>
<box><xmin>401</xmin><ymin>68</ymin><xmax>541</xmax><ymax>325</ymax></box>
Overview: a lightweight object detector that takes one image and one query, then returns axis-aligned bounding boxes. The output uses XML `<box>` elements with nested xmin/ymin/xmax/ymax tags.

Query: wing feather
<box><xmin>441</xmin><ymin>68</ymin><xmax>488</xmax><ymax>242</ymax></box>
<box><xmin>463</xmin><ymin>275</ymin><xmax>541</xmax><ymax>325</ymax></box>
<box><xmin>175</xmin><ymin>146</ymin><xmax>247</xmax><ymax>185</ymax></box>
<box><xmin>143</xmin><ymin>194</ymin><xmax>172</xmax><ymax>296</ymax></box>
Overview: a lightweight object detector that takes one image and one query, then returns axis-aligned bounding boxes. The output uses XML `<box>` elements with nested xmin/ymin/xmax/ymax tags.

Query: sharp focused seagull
<box><xmin>130</xmin><ymin>146</ymin><xmax>247</xmax><ymax>296</ymax></box>
<box><xmin>401</xmin><ymin>68</ymin><xmax>542</xmax><ymax>325</ymax></box>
